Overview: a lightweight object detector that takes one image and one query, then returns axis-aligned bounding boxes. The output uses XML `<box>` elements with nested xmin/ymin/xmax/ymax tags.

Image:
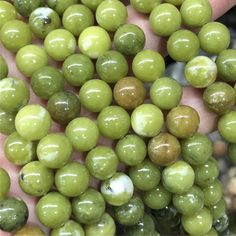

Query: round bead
<box><xmin>81</xmin><ymin>0</ymin><xmax>104</xmax><ymax>11</ymax></box>
<box><xmin>130</xmin><ymin>0</ymin><xmax>161</xmax><ymax>13</ymax></box>
<box><xmin>47</xmin><ymin>0</ymin><xmax>78</xmax><ymax>15</ymax></box>
<box><xmin>0</xmin><ymin>1</ymin><xmax>17</xmax><ymax>29</ymax></box>
<box><xmin>208</xmin><ymin>198</ymin><xmax>226</xmax><ymax>220</ymax></box>
<box><xmin>164</xmin><ymin>0</ymin><xmax>184</xmax><ymax>6</ymax></box>
<box><xmin>0</xmin><ymin>108</ymin><xmax>15</xmax><ymax>135</ymax></box>
<box><xmin>78</xmin><ymin>26</ymin><xmax>111</xmax><ymax>59</ymax></box>
<box><xmin>14</xmin><ymin>225</ymin><xmax>45</xmax><ymax>236</ymax></box>
<box><xmin>228</xmin><ymin>143</ymin><xmax>236</xmax><ymax>164</ymax></box>
<box><xmin>13</xmin><ymin>0</ymin><xmax>43</xmax><ymax>17</ymax></box>
<box><xmin>0</xmin><ymin>168</ymin><xmax>10</xmax><ymax>200</ymax></box>
<box><xmin>0</xmin><ymin>55</ymin><xmax>8</xmax><ymax>80</ymax></box>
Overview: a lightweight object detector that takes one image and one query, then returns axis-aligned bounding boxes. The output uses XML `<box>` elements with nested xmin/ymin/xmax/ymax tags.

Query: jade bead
<box><xmin>132</xmin><ymin>50</ymin><xmax>165</xmax><ymax>82</ymax></box>
<box><xmin>84</xmin><ymin>213</ymin><xmax>116</xmax><ymax>236</ymax></box>
<box><xmin>19</xmin><ymin>161</ymin><xmax>54</xmax><ymax>197</ymax></box>
<box><xmin>148</xmin><ymin>132</ymin><xmax>181</xmax><ymax>166</ymax></box>
<box><xmin>164</xmin><ymin>0</ymin><xmax>184</xmax><ymax>6</ymax></box>
<box><xmin>129</xmin><ymin>159</ymin><xmax>161</xmax><ymax>191</ymax></box>
<box><xmin>185</xmin><ymin>56</ymin><xmax>217</xmax><ymax>88</ymax></box>
<box><xmin>96</xmin><ymin>50</ymin><xmax>128</xmax><ymax>84</ymax></box>
<box><xmin>0</xmin><ymin>197</ymin><xmax>28</xmax><ymax>232</ymax></box>
<box><xmin>0</xmin><ymin>168</ymin><xmax>10</xmax><ymax>200</ymax></box>
<box><xmin>0</xmin><ymin>55</ymin><xmax>8</xmax><ymax>80</ymax></box>
<box><xmin>55</xmin><ymin>162</ymin><xmax>89</xmax><ymax>197</ymax></box>
<box><xmin>101</xmin><ymin>172</ymin><xmax>134</xmax><ymax>206</ymax></box>
<box><xmin>78</xmin><ymin>26</ymin><xmax>111</xmax><ymax>59</ymax></box>
<box><xmin>13</xmin><ymin>0</ymin><xmax>43</xmax><ymax>17</ymax></box>
<box><xmin>72</xmin><ymin>188</ymin><xmax>105</xmax><ymax>225</ymax></box>
<box><xmin>97</xmin><ymin>106</ymin><xmax>130</xmax><ymax>140</ymax></box>
<box><xmin>0</xmin><ymin>20</ymin><xmax>32</xmax><ymax>53</ymax></box>
<box><xmin>15</xmin><ymin>225</ymin><xmax>45</xmax><ymax>236</ymax></box>
<box><xmin>47</xmin><ymin>91</ymin><xmax>81</xmax><ymax>125</ymax></box>
<box><xmin>37</xmin><ymin>133</ymin><xmax>72</xmax><ymax>169</ymax></box>
<box><xmin>0</xmin><ymin>108</ymin><xmax>15</xmax><ymax>135</ymax></box>
<box><xmin>150</xmin><ymin>77</ymin><xmax>182</xmax><ymax>110</ymax></box>
<box><xmin>115</xmin><ymin>134</ymin><xmax>147</xmax><ymax>166</ymax></box>
<box><xmin>47</xmin><ymin>0</ymin><xmax>78</xmax><ymax>15</ymax></box>
<box><xmin>162</xmin><ymin>160</ymin><xmax>195</xmax><ymax>194</ymax></box>
<box><xmin>65</xmin><ymin>117</ymin><xmax>99</xmax><ymax>152</ymax></box>
<box><xmin>0</xmin><ymin>77</ymin><xmax>29</xmax><ymax>113</ymax></box>
<box><xmin>149</xmin><ymin>3</ymin><xmax>181</xmax><ymax>37</ymax></box>
<box><xmin>198</xmin><ymin>22</ymin><xmax>230</xmax><ymax>54</ymax></box>
<box><xmin>15</xmin><ymin>105</ymin><xmax>52</xmax><ymax>141</ymax></box>
<box><xmin>201</xmin><ymin>228</ymin><xmax>218</xmax><ymax>236</ymax></box>
<box><xmin>44</xmin><ymin>29</ymin><xmax>76</xmax><ymax>61</ymax></box>
<box><xmin>79</xmin><ymin>79</ymin><xmax>112</xmax><ymax>113</ymax></box>
<box><xmin>228</xmin><ymin>143</ymin><xmax>236</xmax><ymax>164</ymax></box>
<box><xmin>0</xmin><ymin>1</ymin><xmax>16</xmax><ymax>29</ymax></box>
<box><xmin>167</xmin><ymin>29</ymin><xmax>200</xmax><ymax>62</ymax></box>
<box><xmin>36</xmin><ymin>192</ymin><xmax>72</xmax><ymax>229</ymax></box>
<box><xmin>208</xmin><ymin>198</ymin><xmax>226</xmax><ymax>220</ymax></box>
<box><xmin>62</xmin><ymin>4</ymin><xmax>94</xmax><ymax>37</ymax></box>
<box><xmin>96</xmin><ymin>0</ymin><xmax>127</xmax><ymax>31</ymax></box>
<box><xmin>29</xmin><ymin>7</ymin><xmax>61</xmax><ymax>39</ymax></box>
<box><xmin>113</xmin><ymin>77</ymin><xmax>146</xmax><ymax>110</ymax></box>
<box><xmin>182</xmin><ymin>207</ymin><xmax>212</xmax><ymax>236</ymax></box>
<box><xmin>114</xmin><ymin>24</ymin><xmax>145</xmax><ymax>56</ymax></box>
<box><xmin>130</xmin><ymin>0</ymin><xmax>161</xmax><ymax>14</ymax></box>
<box><xmin>4</xmin><ymin>132</ymin><xmax>36</xmax><ymax>166</ymax></box>
<box><xmin>218</xmin><ymin>111</ymin><xmax>236</xmax><ymax>143</ymax></box>
<box><xmin>81</xmin><ymin>0</ymin><xmax>104</xmax><ymax>11</ymax></box>
<box><xmin>213</xmin><ymin>214</ymin><xmax>229</xmax><ymax>234</ymax></box>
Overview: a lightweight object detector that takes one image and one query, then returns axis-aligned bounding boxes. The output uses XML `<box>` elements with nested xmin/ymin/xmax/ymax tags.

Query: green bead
<box><xmin>19</xmin><ymin>161</ymin><xmax>54</xmax><ymax>197</ymax></box>
<box><xmin>115</xmin><ymin>134</ymin><xmax>147</xmax><ymax>166</ymax></box>
<box><xmin>0</xmin><ymin>197</ymin><xmax>28</xmax><ymax>232</ymax></box>
<box><xmin>84</xmin><ymin>213</ymin><xmax>116</xmax><ymax>236</ymax></box>
<box><xmin>96</xmin><ymin>50</ymin><xmax>128</xmax><ymax>84</ymax></box>
<box><xmin>0</xmin><ymin>20</ymin><xmax>32</xmax><ymax>53</ymax></box>
<box><xmin>101</xmin><ymin>172</ymin><xmax>134</xmax><ymax>206</ymax></box>
<box><xmin>129</xmin><ymin>159</ymin><xmax>161</xmax><ymax>191</ymax></box>
<box><xmin>162</xmin><ymin>160</ymin><xmax>195</xmax><ymax>194</ymax></box>
<box><xmin>14</xmin><ymin>224</ymin><xmax>45</xmax><ymax>236</ymax></box>
<box><xmin>15</xmin><ymin>104</ymin><xmax>52</xmax><ymax>141</ymax></box>
<box><xmin>150</xmin><ymin>77</ymin><xmax>182</xmax><ymax>110</ymax></box>
<box><xmin>62</xmin><ymin>4</ymin><xmax>94</xmax><ymax>37</ymax></box>
<box><xmin>114</xmin><ymin>196</ymin><xmax>144</xmax><ymax>226</ymax></box>
<box><xmin>36</xmin><ymin>192</ymin><xmax>72</xmax><ymax>229</ymax></box>
<box><xmin>37</xmin><ymin>133</ymin><xmax>72</xmax><ymax>169</ymax></box>
<box><xmin>0</xmin><ymin>55</ymin><xmax>8</xmax><ymax>80</ymax></box>
<box><xmin>130</xmin><ymin>0</ymin><xmax>161</xmax><ymax>13</ymax></box>
<box><xmin>47</xmin><ymin>0</ymin><xmax>78</xmax><ymax>15</ymax></box>
<box><xmin>114</xmin><ymin>24</ymin><xmax>145</xmax><ymax>56</ymax></box>
<box><xmin>185</xmin><ymin>56</ymin><xmax>217</xmax><ymax>88</ymax></box>
<box><xmin>228</xmin><ymin>143</ymin><xmax>236</xmax><ymax>164</ymax></box>
<box><xmin>96</xmin><ymin>0</ymin><xmax>127</xmax><ymax>31</ymax></box>
<box><xmin>213</xmin><ymin>214</ymin><xmax>229</xmax><ymax>234</ymax></box>
<box><xmin>0</xmin><ymin>168</ymin><xmax>10</xmax><ymax>200</ymax></box>
<box><xmin>198</xmin><ymin>22</ymin><xmax>230</xmax><ymax>54</ymax></box>
<box><xmin>180</xmin><ymin>0</ymin><xmax>212</xmax><ymax>27</ymax></box>
<box><xmin>81</xmin><ymin>0</ymin><xmax>104</xmax><ymax>11</ymax></box>
<box><xmin>0</xmin><ymin>108</ymin><xmax>15</xmax><ymax>135</ymax></box>
<box><xmin>79</xmin><ymin>79</ymin><xmax>112</xmax><ymax>112</ymax></box>
<box><xmin>29</xmin><ymin>7</ymin><xmax>61</xmax><ymax>39</ymax></box>
<box><xmin>208</xmin><ymin>198</ymin><xmax>226</xmax><ymax>220</ymax></box>
<box><xmin>182</xmin><ymin>207</ymin><xmax>212</xmax><ymax>236</ymax></box>
<box><xmin>72</xmin><ymin>188</ymin><xmax>105</xmax><ymax>225</ymax></box>
<box><xmin>4</xmin><ymin>131</ymin><xmax>36</xmax><ymax>165</ymax></box>
<box><xmin>65</xmin><ymin>117</ymin><xmax>99</xmax><ymax>152</ymax></box>
<box><xmin>149</xmin><ymin>3</ymin><xmax>181</xmax><ymax>36</ymax></box>
<box><xmin>44</xmin><ymin>29</ymin><xmax>76</xmax><ymax>61</ymax></box>
<box><xmin>164</xmin><ymin>0</ymin><xmax>184</xmax><ymax>6</ymax></box>
<box><xmin>202</xmin><ymin>228</ymin><xmax>218</xmax><ymax>236</ymax></box>
<box><xmin>0</xmin><ymin>77</ymin><xmax>29</xmax><ymax>113</ymax></box>
<box><xmin>132</xmin><ymin>50</ymin><xmax>165</xmax><ymax>82</ymax></box>
<box><xmin>78</xmin><ymin>26</ymin><xmax>111</xmax><ymax>59</ymax></box>
<box><xmin>97</xmin><ymin>106</ymin><xmax>130</xmax><ymax>140</ymax></box>
<box><xmin>0</xmin><ymin>1</ymin><xmax>17</xmax><ymax>29</ymax></box>
<box><xmin>167</xmin><ymin>29</ymin><xmax>200</xmax><ymax>62</ymax></box>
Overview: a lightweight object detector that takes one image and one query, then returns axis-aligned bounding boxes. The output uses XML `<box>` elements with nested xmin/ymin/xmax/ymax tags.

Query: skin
<box><xmin>0</xmin><ymin>1</ymin><xmax>235</xmax><ymax>235</ymax></box>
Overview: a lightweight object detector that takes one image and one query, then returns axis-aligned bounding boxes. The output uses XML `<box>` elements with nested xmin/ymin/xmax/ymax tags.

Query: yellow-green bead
<box><xmin>130</xmin><ymin>0</ymin><xmax>161</xmax><ymax>14</ymax></box>
<box><xmin>0</xmin><ymin>168</ymin><xmax>10</xmax><ymax>200</ymax></box>
<box><xmin>164</xmin><ymin>0</ymin><xmax>185</xmax><ymax>6</ymax></box>
<box><xmin>0</xmin><ymin>108</ymin><xmax>15</xmax><ymax>135</ymax></box>
<box><xmin>0</xmin><ymin>55</ymin><xmax>8</xmax><ymax>80</ymax></box>
<box><xmin>0</xmin><ymin>1</ymin><xmax>16</xmax><ymax>29</ymax></box>
<box><xmin>81</xmin><ymin>0</ymin><xmax>105</xmax><ymax>11</ymax></box>
<box><xmin>47</xmin><ymin>0</ymin><xmax>78</xmax><ymax>15</ymax></box>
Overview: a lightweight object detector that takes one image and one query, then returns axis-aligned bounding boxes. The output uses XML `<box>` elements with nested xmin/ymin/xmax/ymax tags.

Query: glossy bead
<box><xmin>166</xmin><ymin>105</ymin><xmax>200</xmax><ymax>139</ymax></box>
<box><xmin>0</xmin><ymin>20</ymin><xmax>32</xmax><ymax>53</ymax></box>
<box><xmin>198</xmin><ymin>22</ymin><xmax>230</xmax><ymax>54</ymax></box>
<box><xmin>65</xmin><ymin>117</ymin><xmax>99</xmax><ymax>152</ymax></box>
<box><xmin>164</xmin><ymin>0</ymin><xmax>184</xmax><ymax>5</ymax></box>
<box><xmin>81</xmin><ymin>0</ymin><xmax>104</xmax><ymax>11</ymax></box>
<box><xmin>167</xmin><ymin>29</ymin><xmax>200</xmax><ymax>62</ymax></box>
<box><xmin>78</xmin><ymin>26</ymin><xmax>111</xmax><ymax>59</ymax></box>
<box><xmin>47</xmin><ymin>0</ymin><xmax>78</xmax><ymax>15</ymax></box>
<box><xmin>0</xmin><ymin>168</ymin><xmax>10</xmax><ymax>200</ymax></box>
<box><xmin>213</xmin><ymin>214</ymin><xmax>229</xmax><ymax>234</ymax></box>
<box><xmin>97</xmin><ymin>106</ymin><xmax>130</xmax><ymax>140</ymax></box>
<box><xmin>36</xmin><ymin>192</ymin><xmax>72</xmax><ymax>229</ymax></box>
<box><xmin>201</xmin><ymin>228</ymin><xmax>218</xmax><ymax>236</ymax></box>
<box><xmin>0</xmin><ymin>108</ymin><xmax>15</xmax><ymax>135</ymax></box>
<box><xmin>0</xmin><ymin>1</ymin><xmax>16</xmax><ymax>29</ymax></box>
<box><xmin>14</xmin><ymin>225</ymin><xmax>45</xmax><ymax>236</ymax></box>
<box><xmin>0</xmin><ymin>55</ymin><xmax>8</xmax><ymax>80</ymax></box>
<box><xmin>149</xmin><ymin>3</ymin><xmax>181</xmax><ymax>36</ymax></box>
<box><xmin>150</xmin><ymin>77</ymin><xmax>182</xmax><ymax>110</ymax></box>
<box><xmin>15</xmin><ymin>105</ymin><xmax>52</xmax><ymax>141</ymax></box>
<box><xmin>63</xmin><ymin>4</ymin><xmax>94</xmax><ymax>37</ymax></box>
<box><xmin>13</xmin><ymin>0</ymin><xmax>43</xmax><ymax>17</ymax></box>
<box><xmin>29</xmin><ymin>7</ymin><xmax>61</xmax><ymax>39</ymax></box>
<box><xmin>79</xmin><ymin>79</ymin><xmax>112</xmax><ymax>113</ymax></box>
<box><xmin>47</xmin><ymin>91</ymin><xmax>81</xmax><ymax>125</ymax></box>
<box><xmin>114</xmin><ymin>24</ymin><xmax>145</xmax><ymax>56</ymax></box>
<box><xmin>72</xmin><ymin>188</ymin><xmax>105</xmax><ymax>225</ymax></box>
<box><xmin>19</xmin><ymin>161</ymin><xmax>54</xmax><ymax>197</ymax></box>
<box><xmin>44</xmin><ymin>29</ymin><xmax>76</xmax><ymax>61</ymax></box>
<box><xmin>4</xmin><ymin>132</ymin><xmax>36</xmax><ymax>166</ymax></box>
<box><xmin>113</xmin><ymin>77</ymin><xmax>146</xmax><ymax>110</ymax></box>
<box><xmin>130</xmin><ymin>0</ymin><xmax>161</xmax><ymax>13</ymax></box>
<box><xmin>208</xmin><ymin>198</ymin><xmax>226</xmax><ymax>220</ymax></box>
<box><xmin>162</xmin><ymin>160</ymin><xmax>195</xmax><ymax>194</ymax></box>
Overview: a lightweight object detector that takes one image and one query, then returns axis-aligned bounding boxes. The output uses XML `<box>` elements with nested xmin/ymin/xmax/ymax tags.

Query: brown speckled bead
<box><xmin>113</xmin><ymin>77</ymin><xmax>146</xmax><ymax>110</ymax></box>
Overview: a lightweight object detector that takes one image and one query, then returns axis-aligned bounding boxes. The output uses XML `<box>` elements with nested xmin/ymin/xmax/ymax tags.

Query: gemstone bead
<box><xmin>0</xmin><ymin>168</ymin><xmax>10</xmax><ymax>200</ymax></box>
<box><xmin>47</xmin><ymin>0</ymin><xmax>78</xmax><ymax>15</ymax></box>
<box><xmin>0</xmin><ymin>1</ymin><xmax>17</xmax><ymax>29</ymax></box>
<box><xmin>131</xmin><ymin>0</ymin><xmax>161</xmax><ymax>13</ymax></box>
<box><xmin>0</xmin><ymin>108</ymin><xmax>15</xmax><ymax>135</ymax></box>
<box><xmin>0</xmin><ymin>55</ymin><xmax>8</xmax><ymax>80</ymax></box>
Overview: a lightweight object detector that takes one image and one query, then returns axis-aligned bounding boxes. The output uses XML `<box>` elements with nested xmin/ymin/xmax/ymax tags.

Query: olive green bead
<box><xmin>130</xmin><ymin>0</ymin><xmax>161</xmax><ymax>13</ymax></box>
<box><xmin>72</xmin><ymin>188</ymin><xmax>105</xmax><ymax>225</ymax></box>
<box><xmin>0</xmin><ymin>108</ymin><xmax>15</xmax><ymax>135</ymax></box>
<box><xmin>0</xmin><ymin>1</ymin><xmax>17</xmax><ymax>29</ymax></box>
<box><xmin>81</xmin><ymin>0</ymin><xmax>104</xmax><ymax>11</ymax></box>
<box><xmin>36</xmin><ymin>192</ymin><xmax>72</xmax><ymax>229</ymax></box>
<box><xmin>209</xmin><ymin>198</ymin><xmax>226</xmax><ymax>221</ymax></box>
<box><xmin>4</xmin><ymin>132</ymin><xmax>36</xmax><ymax>166</ymax></box>
<box><xmin>19</xmin><ymin>161</ymin><xmax>54</xmax><ymax>197</ymax></box>
<box><xmin>47</xmin><ymin>0</ymin><xmax>78</xmax><ymax>15</ymax></box>
<box><xmin>14</xmin><ymin>225</ymin><xmax>46</xmax><ymax>236</ymax></box>
<box><xmin>0</xmin><ymin>168</ymin><xmax>10</xmax><ymax>200</ymax></box>
<box><xmin>228</xmin><ymin>143</ymin><xmax>236</xmax><ymax>164</ymax></box>
<box><xmin>0</xmin><ymin>55</ymin><xmax>8</xmax><ymax>80</ymax></box>
<box><xmin>55</xmin><ymin>162</ymin><xmax>89</xmax><ymax>197</ymax></box>
<box><xmin>164</xmin><ymin>0</ymin><xmax>184</xmax><ymax>6</ymax></box>
<box><xmin>202</xmin><ymin>228</ymin><xmax>218</xmax><ymax>236</ymax></box>
<box><xmin>0</xmin><ymin>20</ymin><xmax>32</xmax><ymax>53</ymax></box>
